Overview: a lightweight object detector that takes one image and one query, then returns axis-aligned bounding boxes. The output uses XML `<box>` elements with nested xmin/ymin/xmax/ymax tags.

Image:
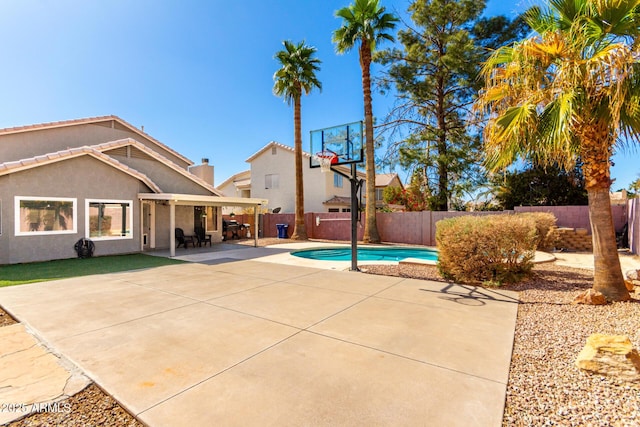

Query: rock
<box><xmin>625</xmin><ymin>280</ymin><xmax>635</xmax><ymax>292</ymax></box>
<box><xmin>572</xmin><ymin>289</ymin><xmax>607</xmax><ymax>305</ymax></box>
<box><xmin>576</xmin><ymin>334</ymin><xmax>640</xmax><ymax>381</ymax></box>
<box><xmin>626</xmin><ymin>269</ymin><xmax>640</xmax><ymax>281</ymax></box>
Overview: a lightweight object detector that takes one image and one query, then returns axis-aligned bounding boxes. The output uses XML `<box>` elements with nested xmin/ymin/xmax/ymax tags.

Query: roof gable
<box><xmin>245</xmin><ymin>141</ymin><xmax>310</xmax><ymax>163</ymax></box>
<box><xmin>91</xmin><ymin>139</ymin><xmax>223</xmax><ymax>196</ymax></box>
<box><xmin>216</xmin><ymin>169</ymin><xmax>251</xmax><ymax>190</ymax></box>
<box><xmin>0</xmin><ymin>145</ymin><xmax>162</xmax><ymax>192</ymax></box>
<box><xmin>375</xmin><ymin>173</ymin><xmax>403</xmax><ymax>188</ymax></box>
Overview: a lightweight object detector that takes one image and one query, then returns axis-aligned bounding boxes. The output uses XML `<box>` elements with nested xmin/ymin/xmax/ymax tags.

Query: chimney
<box><xmin>189</xmin><ymin>158</ymin><xmax>214</xmax><ymax>186</ymax></box>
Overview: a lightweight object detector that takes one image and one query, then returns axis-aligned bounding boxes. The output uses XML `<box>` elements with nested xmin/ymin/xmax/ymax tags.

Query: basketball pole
<box><xmin>349</xmin><ymin>163</ymin><xmax>360</xmax><ymax>271</ymax></box>
<box><xmin>330</xmin><ymin>163</ymin><xmax>363</xmax><ymax>272</ymax></box>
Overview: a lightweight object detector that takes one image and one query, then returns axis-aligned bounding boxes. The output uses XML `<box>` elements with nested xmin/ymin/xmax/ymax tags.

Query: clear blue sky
<box><xmin>1</xmin><ymin>0</ymin><xmax>637</xmax><ymax>190</ymax></box>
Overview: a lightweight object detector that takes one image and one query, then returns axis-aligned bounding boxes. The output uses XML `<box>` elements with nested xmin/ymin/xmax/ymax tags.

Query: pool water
<box><xmin>291</xmin><ymin>247</ymin><xmax>438</xmax><ymax>262</ymax></box>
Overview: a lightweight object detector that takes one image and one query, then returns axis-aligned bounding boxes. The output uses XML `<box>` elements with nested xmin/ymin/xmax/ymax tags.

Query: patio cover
<box><xmin>138</xmin><ymin>193</ymin><xmax>267</xmax><ymax>257</ymax></box>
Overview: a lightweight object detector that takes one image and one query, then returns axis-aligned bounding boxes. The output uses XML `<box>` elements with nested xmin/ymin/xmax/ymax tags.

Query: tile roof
<box><xmin>323</xmin><ymin>196</ymin><xmax>352</xmax><ymax>205</ymax></box>
<box><xmin>375</xmin><ymin>173</ymin><xmax>400</xmax><ymax>187</ymax></box>
<box><xmin>245</xmin><ymin>141</ymin><xmax>311</xmax><ymax>163</ymax></box>
<box><xmin>216</xmin><ymin>169</ymin><xmax>252</xmax><ymax>190</ymax></box>
<box><xmin>0</xmin><ymin>115</ymin><xmax>193</xmax><ymax>166</ymax></box>
<box><xmin>0</xmin><ymin>144</ymin><xmax>162</xmax><ymax>193</ymax></box>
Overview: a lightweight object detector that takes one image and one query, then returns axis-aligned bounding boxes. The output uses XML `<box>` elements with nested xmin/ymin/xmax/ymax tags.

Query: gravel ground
<box><xmin>2</xmin><ymin>258</ymin><xmax>639</xmax><ymax>426</ymax></box>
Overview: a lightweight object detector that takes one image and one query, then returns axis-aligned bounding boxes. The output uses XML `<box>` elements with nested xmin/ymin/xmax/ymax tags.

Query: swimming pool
<box><xmin>291</xmin><ymin>247</ymin><xmax>438</xmax><ymax>262</ymax></box>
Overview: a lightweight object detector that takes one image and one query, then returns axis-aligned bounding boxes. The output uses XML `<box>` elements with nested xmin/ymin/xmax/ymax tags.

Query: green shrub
<box><xmin>517</xmin><ymin>212</ymin><xmax>557</xmax><ymax>251</ymax></box>
<box><xmin>436</xmin><ymin>214</ymin><xmax>537</xmax><ymax>285</ymax></box>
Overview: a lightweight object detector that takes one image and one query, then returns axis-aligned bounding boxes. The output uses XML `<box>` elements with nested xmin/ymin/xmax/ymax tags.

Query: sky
<box><xmin>0</xmin><ymin>0</ymin><xmax>637</xmax><ymax>191</ymax></box>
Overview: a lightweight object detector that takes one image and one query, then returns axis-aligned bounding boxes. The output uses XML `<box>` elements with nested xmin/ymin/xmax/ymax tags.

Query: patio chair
<box><xmin>175</xmin><ymin>228</ymin><xmax>195</xmax><ymax>249</ymax></box>
<box><xmin>195</xmin><ymin>226</ymin><xmax>212</xmax><ymax>247</ymax></box>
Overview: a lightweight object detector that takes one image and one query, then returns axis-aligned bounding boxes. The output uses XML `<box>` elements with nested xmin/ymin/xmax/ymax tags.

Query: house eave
<box><xmin>137</xmin><ymin>193</ymin><xmax>267</xmax><ymax>207</ymax></box>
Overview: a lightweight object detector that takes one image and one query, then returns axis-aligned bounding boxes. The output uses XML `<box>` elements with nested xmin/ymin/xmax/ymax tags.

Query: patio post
<box><xmin>254</xmin><ymin>207</ymin><xmax>259</xmax><ymax>247</ymax></box>
<box><xmin>169</xmin><ymin>200</ymin><xmax>176</xmax><ymax>257</ymax></box>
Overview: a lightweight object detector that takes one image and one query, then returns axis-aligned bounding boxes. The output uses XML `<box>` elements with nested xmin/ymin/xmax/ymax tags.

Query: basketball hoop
<box><xmin>314</xmin><ymin>151</ymin><xmax>337</xmax><ymax>173</ymax></box>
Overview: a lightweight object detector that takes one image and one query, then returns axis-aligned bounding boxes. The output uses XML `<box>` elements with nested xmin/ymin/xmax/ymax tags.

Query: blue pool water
<box><xmin>291</xmin><ymin>247</ymin><xmax>438</xmax><ymax>262</ymax></box>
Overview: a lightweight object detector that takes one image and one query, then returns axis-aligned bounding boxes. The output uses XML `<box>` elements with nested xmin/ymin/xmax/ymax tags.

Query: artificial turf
<box><xmin>0</xmin><ymin>254</ymin><xmax>186</xmax><ymax>287</ymax></box>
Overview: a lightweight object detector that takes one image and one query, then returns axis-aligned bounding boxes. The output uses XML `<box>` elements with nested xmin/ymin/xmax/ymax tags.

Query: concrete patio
<box><xmin>0</xmin><ymin>253</ymin><xmax>519</xmax><ymax>426</ymax></box>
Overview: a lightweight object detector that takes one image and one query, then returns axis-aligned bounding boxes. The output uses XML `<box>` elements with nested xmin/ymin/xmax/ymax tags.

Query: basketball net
<box><xmin>314</xmin><ymin>151</ymin><xmax>337</xmax><ymax>173</ymax></box>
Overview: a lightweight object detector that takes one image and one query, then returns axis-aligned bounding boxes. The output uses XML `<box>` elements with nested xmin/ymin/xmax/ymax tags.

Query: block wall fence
<box><xmin>226</xmin><ymin>203</ymin><xmax>638</xmax><ymax>255</ymax></box>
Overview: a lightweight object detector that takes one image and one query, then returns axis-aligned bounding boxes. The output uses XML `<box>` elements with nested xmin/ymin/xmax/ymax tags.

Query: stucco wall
<box><xmin>110</xmin><ymin>155</ymin><xmax>212</xmax><ymax>195</ymax></box>
<box><xmin>0</xmin><ymin>121</ymin><xmax>190</xmax><ymax>168</ymax></box>
<box><xmin>0</xmin><ymin>156</ymin><xmax>149</xmax><ymax>264</ymax></box>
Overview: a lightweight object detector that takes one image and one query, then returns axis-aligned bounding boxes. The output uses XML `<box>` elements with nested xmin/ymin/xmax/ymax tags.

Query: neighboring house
<box><xmin>239</xmin><ymin>141</ymin><xmax>374</xmax><ymax>214</ymax></box>
<box><xmin>0</xmin><ymin>116</ymin><xmax>266</xmax><ymax>264</ymax></box>
<box><xmin>375</xmin><ymin>173</ymin><xmax>405</xmax><ymax>210</ymax></box>
<box><xmin>216</xmin><ymin>170</ymin><xmax>251</xmax><ymax>214</ymax></box>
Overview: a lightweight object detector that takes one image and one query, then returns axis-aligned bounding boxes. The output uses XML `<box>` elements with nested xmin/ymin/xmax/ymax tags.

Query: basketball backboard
<box><xmin>309</xmin><ymin>121</ymin><xmax>363</xmax><ymax>168</ymax></box>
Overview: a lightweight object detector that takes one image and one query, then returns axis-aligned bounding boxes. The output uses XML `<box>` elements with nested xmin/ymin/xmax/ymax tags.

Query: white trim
<box><xmin>15</xmin><ymin>196</ymin><xmax>77</xmax><ymax>236</ymax></box>
<box><xmin>137</xmin><ymin>193</ymin><xmax>267</xmax><ymax>208</ymax></box>
<box><xmin>85</xmin><ymin>199</ymin><xmax>134</xmax><ymax>241</ymax></box>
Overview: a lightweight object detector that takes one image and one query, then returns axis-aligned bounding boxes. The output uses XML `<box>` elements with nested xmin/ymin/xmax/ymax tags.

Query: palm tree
<box><xmin>273</xmin><ymin>40</ymin><xmax>322</xmax><ymax>240</ymax></box>
<box><xmin>475</xmin><ymin>0</ymin><xmax>640</xmax><ymax>301</ymax></box>
<box><xmin>333</xmin><ymin>0</ymin><xmax>398</xmax><ymax>244</ymax></box>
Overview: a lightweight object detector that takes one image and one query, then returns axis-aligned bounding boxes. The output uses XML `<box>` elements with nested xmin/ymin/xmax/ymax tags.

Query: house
<box><xmin>375</xmin><ymin>173</ymin><xmax>405</xmax><ymax>210</ymax></box>
<box><xmin>238</xmin><ymin>141</ymin><xmax>367</xmax><ymax>213</ymax></box>
<box><xmin>0</xmin><ymin>116</ymin><xmax>266</xmax><ymax>264</ymax></box>
<box><xmin>216</xmin><ymin>169</ymin><xmax>251</xmax><ymax>214</ymax></box>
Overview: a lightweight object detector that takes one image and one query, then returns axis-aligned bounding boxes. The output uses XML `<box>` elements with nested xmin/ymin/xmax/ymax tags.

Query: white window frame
<box><xmin>86</xmin><ymin>199</ymin><xmax>133</xmax><ymax>240</ymax></box>
<box><xmin>265</xmin><ymin>174</ymin><xmax>279</xmax><ymax>189</ymax></box>
<box><xmin>15</xmin><ymin>196</ymin><xmax>77</xmax><ymax>236</ymax></box>
<box><xmin>334</xmin><ymin>173</ymin><xmax>343</xmax><ymax>188</ymax></box>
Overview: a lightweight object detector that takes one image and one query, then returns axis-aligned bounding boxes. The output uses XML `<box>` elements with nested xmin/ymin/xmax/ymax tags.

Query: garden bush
<box><xmin>517</xmin><ymin>212</ymin><xmax>558</xmax><ymax>251</ymax></box>
<box><xmin>436</xmin><ymin>214</ymin><xmax>538</xmax><ymax>285</ymax></box>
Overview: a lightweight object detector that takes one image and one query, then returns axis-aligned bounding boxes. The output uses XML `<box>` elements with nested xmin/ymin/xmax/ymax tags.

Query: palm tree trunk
<box><xmin>581</xmin><ymin>127</ymin><xmax>629</xmax><ymax>301</ymax></box>
<box><xmin>360</xmin><ymin>43</ymin><xmax>380</xmax><ymax>243</ymax></box>
<box><xmin>291</xmin><ymin>94</ymin><xmax>307</xmax><ymax>240</ymax></box>
<box><xmin>588</xmin><ymin>187</ymin><xmax>628</xmax><ymax>300</ymax></box>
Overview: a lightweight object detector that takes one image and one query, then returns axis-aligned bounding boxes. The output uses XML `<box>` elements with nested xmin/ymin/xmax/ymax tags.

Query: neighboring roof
<box><xmin>216</xmin><ymin>169</ymin><xmax>251</xmax><ymax>190</ymax></box>
<box><xmin>91</xmin><ymin>138</ymin><xmax>223</xmax><ymax>197</ymax></box>
<box><xmin>323</xmin><ymin>196</ymin><xmax>352</xmax><ymax>205</ymax></box>
<box><xmin>0</xmin><ymin>115</ymin><xmax>193</xmax><ymax>166</ymax></box>
<box><xmin>0</xmin><ymin>145</ymin><xmax>162</xmax><ymax>193</ymax></box>
<box><xmin>375</xmin><ymin>173</ymin><xmax>401</xmax><ymax>187</ymax></box>
<box><xmin>234</xmin><ymin>178</ymin><xmax>251</xmax><ymax>188</ymax></box>
<box><xmin>245</xmin><ymin>141</ymin><xmax>310</xmax><ymax>163</ymax></box>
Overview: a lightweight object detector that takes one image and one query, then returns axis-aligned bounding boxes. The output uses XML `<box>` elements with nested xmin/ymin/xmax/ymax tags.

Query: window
<box><xmin>86</xmin><ymin>199</ymin><xmax>132</xmax><ymax>239</ymax></box>
<box><xmin>375</xmin><ymin>188</ymin><xmax>384</xmax><ymax>201</ymax></box>
<box><xmin>271</xmin><ymin>146</ymin><xmax>277</xmax><ymax>155</ymax></box>
<box><xmin>265</xmin><ymin>174</ymin><xmax>279</xmax><ymax>189</ymax></box>
<box><xmin>15</xmin><ymin>196</ymin><xmax>77</xmax><ymax>235</ymax></box>
<box><xmin>334</xmin><ymin>173</ymin><xmax>343</xmax><ymax>188</ymax></box>
<box><xmin>328</xmin><ymin>208</ymin><xmax>339</xmax><ymax>213</ymax></box>
<box><xmin>342</xmin><ymin>208</ymin><xmax>351</xmax><ymax>212</ymax></box>
<box><xmin>205</xmin><ymin>206</ymin><xmax>218</xmax><ymax>231</ymax></box>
